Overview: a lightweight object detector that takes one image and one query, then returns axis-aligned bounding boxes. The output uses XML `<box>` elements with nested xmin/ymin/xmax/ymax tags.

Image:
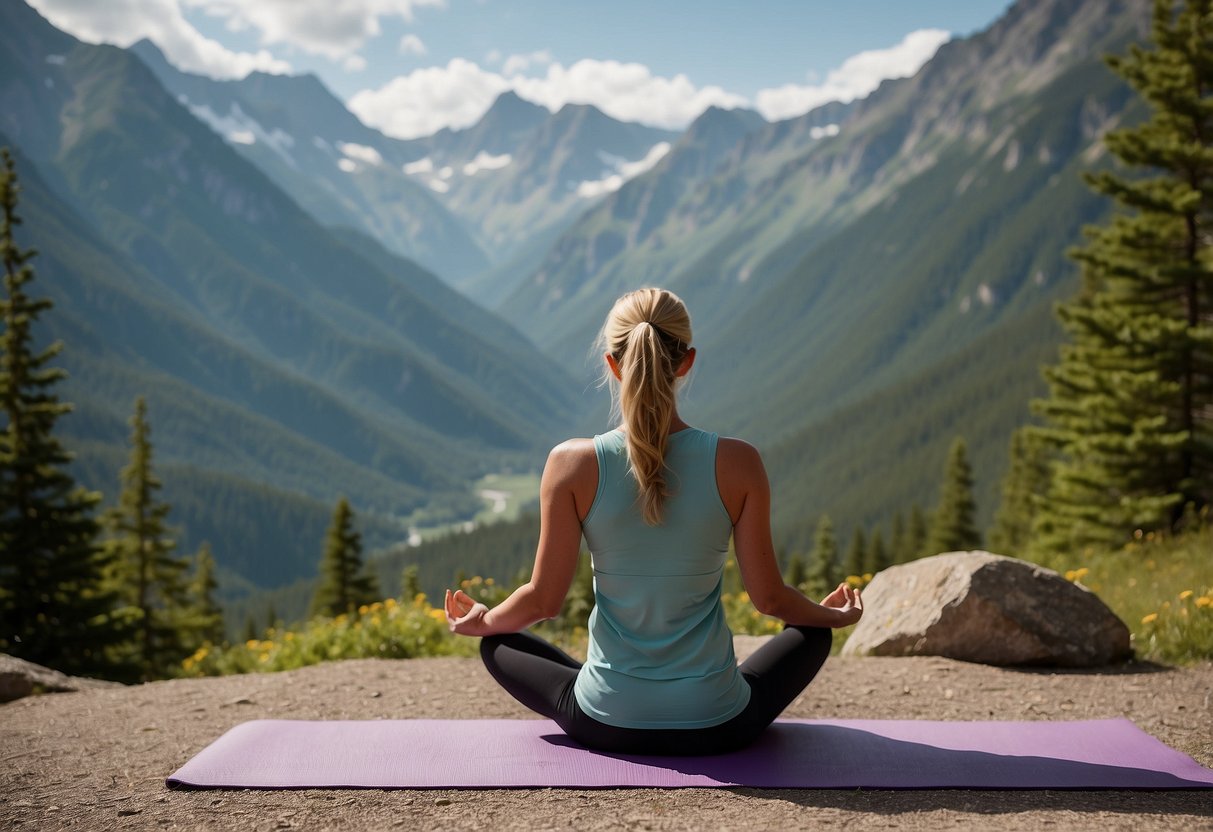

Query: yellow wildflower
<box><xmin>245</xmin><ymin>639</ymin><xmax>259</xmax><ymax>650</ymax></box>
<box><xmin>1141</xmin><ymin>613</ymin><xmax>1158</xmax><ymax>625</ymax></box>
<box><xmin>1195</xmin><ymin>596</ymin><xmax>1211</xmax><ymax>608</ymax></box>
<box><xmin>428</xmin><ymin>609</ymin><xmax>447</xmax><ymax>622</ymax></box>
<box><xmin>358</xmin><ymin>604</ymin><xmax>370</xmax><ymax>615</ymax></box>
<box><xmin>1179</xmin><ymin>590</ymin><xmax>1194</xmax><ymax>601</ymax></box>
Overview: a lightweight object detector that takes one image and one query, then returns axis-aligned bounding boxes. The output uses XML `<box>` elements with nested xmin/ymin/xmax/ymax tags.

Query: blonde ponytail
<box><xmin>597</xmin><ymin>289</ymin><xmax>693</xmax><ymax>525</ymax></box>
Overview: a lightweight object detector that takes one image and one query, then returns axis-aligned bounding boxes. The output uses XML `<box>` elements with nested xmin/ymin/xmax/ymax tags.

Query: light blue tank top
<box><xmin>573</xmin><ymin>428</ymin><xmax>751</xmax><ymax>729</ymax></box>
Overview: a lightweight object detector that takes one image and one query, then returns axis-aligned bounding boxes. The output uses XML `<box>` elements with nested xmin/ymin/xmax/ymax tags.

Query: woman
<box><xmin>445</xmin><ymin>288</ymin><xmax>862</xmax><ymax>755</ymax></box>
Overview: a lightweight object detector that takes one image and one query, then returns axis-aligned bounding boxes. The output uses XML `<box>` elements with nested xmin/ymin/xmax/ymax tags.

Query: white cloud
<box><xmin>511</xmin><ymin>60</ymin><xmax>748</xmax><ymax>130</ymax></box>
<box><xmin>184</xmin><ymin>0</ymin><xmax>445</xmax><ymax>61</ymax></box>
<box><xmin>484</xmin><ymin>48</ymin><xmax>502</xmax><ymax>65</ymax></box>
<box><xmin>462</xmin><ymin>151</ymin><xmax>512</xmax><ymax>176</ymax></box>
<box><xmin>338</xmin><ymin>141</ymin><xmax>383</xmax><ymax>165</ymax></box>
<box><xmin>343</xmin><ymin>54</ymin><xmax>367</xmax><ymax>72</ymax></box>
<box><xmin>809</xmin><ymin>124</ymin><xmax>840</xmax><ymax>140</ymax></box>
<box><xmin>755</xmin><ymin>28</ymin><xmax>950</xmax><ymax>121</ymax></box>
<box><xmin>576</xmin><ymin>141</ymin><xmax>670</xmax><ymax>198</ymax></box>
<box><xmin>350</xmin><ymin>57</ymin><xmax>747</xmax><ymax>139</ymax></box>
<box><xmin>502</xmin><ymin>49</ymin><xmax>553</xmax><ymax>76</ymax></box>
<box><xmin>27</xmin><ymin>0</ymin><xmax>291</xmax><ymax>79</ymax></box>
<box><xmin>349</xmin><ymin>58</ymin><xmax>510</xmax><ymax>139</ymax></box>
<box><xmin>337</xmin><ymin>158</ymin><xmax>358</xmax><ymax>172</ymax></box>
<box><xmin>399</xmin><ymin>33</ymin><xmax>426</xmax><ymax>56</ymax></box>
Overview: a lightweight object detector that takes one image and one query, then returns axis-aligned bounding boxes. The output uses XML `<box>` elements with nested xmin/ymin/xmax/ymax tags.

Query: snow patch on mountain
<box><xmin>463</xmin><ymin>151</ymin><xmax>512</xmax><ymax>176</ymax></box>
<box><xmin>186</xmin><ymin>100</ymin><xmax>297</xmax><ymax>168</ymax></box>
<box><xmin>576</xmin><ymin>142</ymin><xmax>671</xmax><ymax>199</ymax></box>
<box><xmin>338</xmin><ymin>142</ymin><xmax>383</xmax><ymax>166</ymax></box>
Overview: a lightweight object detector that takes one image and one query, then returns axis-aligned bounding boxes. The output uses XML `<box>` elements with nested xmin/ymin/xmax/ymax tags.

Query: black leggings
<box><xmin>479</xmin><ymin>625</ymin><xmax>832</xmax><ymax>755</ymax></box>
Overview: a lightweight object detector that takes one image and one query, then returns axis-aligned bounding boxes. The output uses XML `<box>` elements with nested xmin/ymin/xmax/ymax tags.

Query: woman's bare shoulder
<box><xmin>544</xmin><ymin>438</ymin><xmax>597</xmax><ymax>482</ymax></box>
<box><xmin>716</xmin><ymin>436</ymin><xmax>764</xmax><ymax>470</ymax></box>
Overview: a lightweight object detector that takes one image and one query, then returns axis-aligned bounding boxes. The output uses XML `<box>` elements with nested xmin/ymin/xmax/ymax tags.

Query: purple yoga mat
<box><xmin>166</xmin><ymin>718</ymin><xmax>1213</xmax><ymax>790</ymax></box>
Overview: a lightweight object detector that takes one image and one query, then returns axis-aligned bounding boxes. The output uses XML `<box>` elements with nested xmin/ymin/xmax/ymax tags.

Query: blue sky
<box><xmin>28</xmin><ymin>0</ymin><xmax>1014</xmax><ymax>138</ymax></box>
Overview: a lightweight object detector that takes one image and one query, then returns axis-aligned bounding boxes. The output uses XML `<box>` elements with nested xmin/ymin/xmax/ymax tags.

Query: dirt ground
<box><xmin>2</xmin><ymin>637</ymin><xmax>1211</xmax><ymax>831</ymax></box>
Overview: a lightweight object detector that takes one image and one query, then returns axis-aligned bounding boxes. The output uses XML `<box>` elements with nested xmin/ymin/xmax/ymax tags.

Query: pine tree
<box><xmin>926</xmin><ymin>438</ymin><xmax>982</xmax><ymax>555</ymax></box>
<box><xmin>400</xmin><ymin>564</ymin><xmax>421</xmax><ymax>601</ymax></box>
<box><xmin>104</xmin><ymin>397</ymin><xmax>193</xmax><ymax>681</ymax></box>
<box><xmin>310</xmin><ymin>497</ymin><xmax>379</xmax><ymax>617</ymax></box>
<box><xmin>559</xmin><ymin>553</ymin><xmax>595</xmax><ymax>632</ymax></box>
<box><xmin>907</xmin><ymin>504</ymin><xmax>928</xmax><ymax>561</ymax></box>
<box><xmin>184</xmin><ymin>542</ymin><xmax>224</xmax><ymax>649</ymax></box>
<box><xmin>0</xmin><ymin>149</ymin><xmax>124</xmax><ymax>677</ymax></box>
<box><xmin>784</xmin><ymin>554</ymin><xmax>807</xmax><ymax>589</ymax></box>
<box><xmin>842</xmin><ymin>527</ymin><xmax>866</xmax><ymax>580</ymax></box>
<box><xmin>805</xmin><ymin>514</ymin><xmax>838</xmax><ymax>597</ymax></box>
<box><xmin>890</xmin><ymin>511</ymin><xmax>908</xmax><ymax>564</ymax></box>
<box><xmin>864</xmin><ymin>529</ymin><xmax>890</xmax><ymax>576</ymax></box>
<box><xmin>989</xmin><ymin>428</ymin><xmax>1051</xmax><ymax>556</ymax></box>
<box><xmin>1032</xmin><ymin>0</ymin><xmax>1213</xmax><ymax>554</ymax></box>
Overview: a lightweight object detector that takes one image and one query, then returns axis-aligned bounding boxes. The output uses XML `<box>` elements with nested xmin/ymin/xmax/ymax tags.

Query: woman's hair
<box><xmin>597</xmin><ymin>288</ymin><xmax>693</xmax><ymax>525</ymax></box>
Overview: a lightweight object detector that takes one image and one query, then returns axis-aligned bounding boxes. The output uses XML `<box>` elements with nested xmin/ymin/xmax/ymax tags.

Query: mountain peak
<box><xmin>689</xmin><ymin>105</ymin><xmax>765</xmax><ymax>132</ymax></box>
<box><xmin>130</xmin><ymin>37</ymin><xmax>170</xmax><ymax>69</ymax></box>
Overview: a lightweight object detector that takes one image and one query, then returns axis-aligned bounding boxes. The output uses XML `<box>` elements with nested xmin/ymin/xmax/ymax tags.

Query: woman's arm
<box><xmin>718</xmin><ymin>438</ymin><xmax>862</xmax><ymax>628</ymax></box>
<box><xmin>446</xmin><ymin>439</ymin><xmax>593</xmax><ymax>637</ymax></box>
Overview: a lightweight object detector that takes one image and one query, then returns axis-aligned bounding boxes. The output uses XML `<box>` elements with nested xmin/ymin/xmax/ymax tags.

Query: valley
<box><xmin>0</xmin><ymin>0</ymin><xmax>1158</xmax><ymax>629</ymax></box>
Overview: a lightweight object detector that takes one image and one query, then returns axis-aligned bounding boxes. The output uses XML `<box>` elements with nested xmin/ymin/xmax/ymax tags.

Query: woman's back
<box><xmin>574</xmin><ymin>427</ymin><xmax>751</xmax><ymax>729</ymax></box>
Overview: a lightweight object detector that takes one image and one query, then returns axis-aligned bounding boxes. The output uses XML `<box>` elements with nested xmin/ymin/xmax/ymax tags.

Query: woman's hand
<box><xmin>819</xmin><ymin>582</ymin><xmax>864</xmax><ymax>628</ymax></box>
<box><xmin>445</xmin><ymin>588</ymin><xmax>492</xmax><ymax>637</ymax></box>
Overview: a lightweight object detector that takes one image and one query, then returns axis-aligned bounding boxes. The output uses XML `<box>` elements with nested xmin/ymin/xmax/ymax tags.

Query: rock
<box><xmin>0</xmin><ymin>653</ymin><xmax>123</xmax><ymax>703</ymax></box>
<box><xmin>840</xmin><ymin>551</ymin><xmax>1131</xmax><ymax>667</ymax></box>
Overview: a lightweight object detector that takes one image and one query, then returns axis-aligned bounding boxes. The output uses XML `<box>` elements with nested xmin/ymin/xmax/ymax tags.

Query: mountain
<box><xmin>129</xmin><ymin>39</ymin><xmax>492</xmax><ymax>283</ymax></box>
<box><xmin>401</xmin><ymin>90</ymin><xmax>551</xmax><ymax>164</ymax></box>
<box><xmin>496</xmin><ymin>103</ymin><xmax>775</xmax><ymax>340</ymax></box>
<box><xmin>396</xmin><ymin>95</ymin><xmax>682</xmax><ymax>297</ymax></box>
<box><xmin>495</xmin><ymin>0</ymin><xmax>1151</xmax><ymax>546</ymax></box>
<box><xmin>0</xmin><ymin>1</ymin><xmax>584</xmax><ymax>591</ymax></box>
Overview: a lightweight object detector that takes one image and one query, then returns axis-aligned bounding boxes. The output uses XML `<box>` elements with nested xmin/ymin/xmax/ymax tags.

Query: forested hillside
<box><xmin>0</xmin><ymin>2</ymin><xmax>584</xmax><ymax>594</ymax></box>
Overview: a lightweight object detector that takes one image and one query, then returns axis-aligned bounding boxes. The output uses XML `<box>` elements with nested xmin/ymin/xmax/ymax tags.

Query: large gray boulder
<box><xmin>840</xmin><ymin>551</ymin><xmax>1132</xmax><ymax>667</ymax></box>
<box><xmin>0</xmin><ymin>653</ymin><xmax>122</xmax><ymax>702</ymax></box>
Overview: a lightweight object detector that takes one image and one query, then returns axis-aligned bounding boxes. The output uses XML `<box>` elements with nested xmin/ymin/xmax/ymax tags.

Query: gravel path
<box><xmin>2</xmin><ymin>639</ymin><xmax>1211</xmax><ymax>831</ymax></box>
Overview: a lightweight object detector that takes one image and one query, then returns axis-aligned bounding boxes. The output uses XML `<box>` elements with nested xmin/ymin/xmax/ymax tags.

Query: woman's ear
<box><xmin>605</xmin><ymin>352</ymin><xmax>623</xmax><ymax>380</ymax></box>
<box><xmin>675</xmin><ymin>347</ymin><xmax>696</xmax><ymax>378</ymax></box>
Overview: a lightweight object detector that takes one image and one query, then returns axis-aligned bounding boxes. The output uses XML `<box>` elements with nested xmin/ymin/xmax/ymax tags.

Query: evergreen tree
<box><xmin>310</xmin><ymin>497</ymin><xmax>379</xmax><ymax>618</ymax></box>
<box><xmin>0</xmin><ymin>149</ymin><xmax>124</xmax><ymax>677</ymax></box>
<box><xmin>784</xmin><ymin>554</ymin><xmax>807</xmax><ymax>589</ymax></box>
<box><xmin>926</xmin><ymin>438</ymin><xmax>982</xmax><ymax>555</ymax></box>
<box><xmin>804</xmin><ymin>514</ymin><xmax>838</xmax><ymax>598</ymax></box>
<box><xmin>243</xmin><ymin>614</ymin><xmax>257</xmax><ymax>643</ymax></box>
<box><xmin>184</xmin><ymin>542</ymin><xmax>224</xmax><ymax>649</ymax></box>
<box><xmin>1032</xmin><ymin>0</ymin><xmax>1213</xmax><ymax>554</ymax></box>
<box><xmin>842</xmin><ymin>527</ymin><xmax>866</xmax><ymax>579</ymax></box>
<box><xmin>400</xmin><ymin>563</ymin><xmax>421</xmax><ymax>601</ymax></box>
<box><xmin>864</xmin><ymin>529</ymin><xmax>890</xmax><ymax>576</ymax></box>
<box><xmin>907</xmin><ymin>504</ymin><xmax>928</xmax><ymax>561</ymax></box>
<box><xmin>890</xmin><ymin>511</ymin><xmax>908</xmax><ymax>564</ymax></box>
<box><xmin>104</xmin><ymin>397</ymin><xmax>192</xmax><ymax>681</ymax></box>
<box><xmin>989</xmin><ymin>428</ymin><xmax>1051</xmax><ymax>556</ymax></box>
<box><xmin>559</xmin><ymin>553</ymin><xmax>595</xmax><ymax>632</ymax></box>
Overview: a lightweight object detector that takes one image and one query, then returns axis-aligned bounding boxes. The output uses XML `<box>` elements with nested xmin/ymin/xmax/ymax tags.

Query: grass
<box><xmin>398</xmin><ymin>471</ymin><xmax>542</xmax><ymax>546</ymax></box>
<box><xmin>471</xmin><ymin>472</ymin><xmax>541</xmax><ymax>525</ymax></box>
<box><xmin>1056</xmin><ymin>526</ymin><xmax>1213</xmax><ymax>665</ymax></box>
<box><xmin>186</xmin><ymin>527</ymin><xmax>1211</xmax><ymax>678</ymax></box>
